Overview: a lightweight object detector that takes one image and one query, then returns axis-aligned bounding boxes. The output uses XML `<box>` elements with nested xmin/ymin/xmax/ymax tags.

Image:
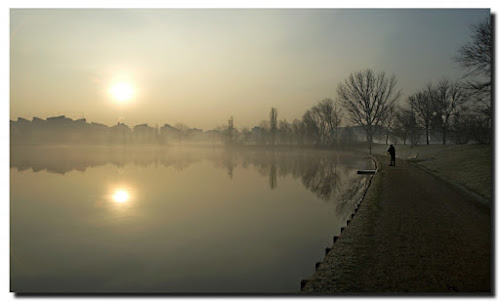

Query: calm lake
<box><xmin>10</xmin><ymin>146</ymin><xmax>372</xmax><ymax>293</ymax></box>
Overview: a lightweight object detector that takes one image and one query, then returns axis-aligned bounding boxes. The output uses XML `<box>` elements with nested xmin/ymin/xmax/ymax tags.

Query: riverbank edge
<box><xmin>300</xmin><ymin>155</ymin><xmax>382</xmax><ymax>294</ymax></box>
<box><xmin>300</xmin><ymin>154</ymin><xmax>490</xmax><ymax>294</ymax></box>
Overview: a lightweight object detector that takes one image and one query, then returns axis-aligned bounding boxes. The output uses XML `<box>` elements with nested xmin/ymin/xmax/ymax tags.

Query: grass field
<box><xmin>371</xmin><ymin>144</ymin><xmax>493</xmax><ymax>201</ymax></box>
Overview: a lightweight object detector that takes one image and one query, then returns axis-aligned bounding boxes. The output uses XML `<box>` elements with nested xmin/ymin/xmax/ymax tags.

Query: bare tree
<box><xmin>337</xmin><ymin>69</ymin><xmax>401</xmax><ymax>154</ymax></box>
<box><xmin>381</xmin><ymin>104</ymin><xmax>396</xmax><ymax>145</ymax></box>
<box><xmin>393</xmin><ymin>108</ymin><xmax>409</xmax><ymax>145</ymax></box>
<box><xmin>302</xmin><ymin>109</ymin><xmax>321</xmax><ymax>146</ymax></box>
<box><xmin>409</xmin><ymin>84</ymin><xmax>435</xmax><ymax>145</ymax></box>
<box><xmin>453</xmin><ymin>17</ymin><xmax>492</xmax><ymax>144</ymax></box>
<box><xmin>258</xmin><ymin>120</ymin><xmax>270</xmax><ymax>145</ymax></box>
<box><xmin>240</xmin><ymin>126</ymin><xmax>252</xmax><ymax>145</ymax></box>
<box><xmin>224</xmin><ymin>116</ymin><xmax>235</xmax><ymax>146</ymax></box>
<box><xmin>297</xmin><ymin>99</ymin><xmax>343</xmax><ymax>147</ymax></box>
<box><xmin>450</xmin><ymin>108</ymin><xmax>474</xmax><ymax>144</ymax></box>
<box><xmin>174</xmin><ymin>122</ymin><xmax>190</xmax><ymax>143</ymax></box>
<box><xmin>454</xmin><ymin>17</ymin><xmax>492</xmax><ymax>98</ymax></box>
<box><xmin>394</xmin><ymin>107</ymin><xmax>422</xmax><ymax>147</ymax></box>
<box><xmin>433</xmin><ymin>80</ymin><xmax>469</xmax><ymax>144</ymax></box>
<box><xmin>269</xmin><ymin>107</ymin><xmax>278</xmax><ymax>146</ymax></box>
<box><xmin>316</xmin><ymin>98</ymin><xmax>343</xmax><ymax>146</ymax></box>
<box><xmin>278</xmin><ymin>119</ymin><xmax>293</xmax><ymax>145</ymax></box>
<box><xmin>291</xmin><ymin>119</ymin><xmax>305</xmax><ymax>145</ymax></box>
<box><xmin>407</xmin><ymin>108</ymin><xmax>422</xmax><ymax>147</ymax></box>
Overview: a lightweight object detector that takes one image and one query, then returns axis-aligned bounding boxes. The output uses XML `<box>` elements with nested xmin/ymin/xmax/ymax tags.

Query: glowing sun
<box><xmin>110</xmin><ymin>82</ymin><xmax>134</xmax><ymax>102</ymax></box>
<box><xmin>112</xmin><ymin>189</ymin><xmax>130</xmax><ymax>203</ymax></box>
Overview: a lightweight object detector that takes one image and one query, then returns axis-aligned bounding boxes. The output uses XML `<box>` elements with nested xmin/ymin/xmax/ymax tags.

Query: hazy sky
<box><xmin>10</xmin><ymin>9</ymin><xmax>490</xmax><ymax>130</ymax></box>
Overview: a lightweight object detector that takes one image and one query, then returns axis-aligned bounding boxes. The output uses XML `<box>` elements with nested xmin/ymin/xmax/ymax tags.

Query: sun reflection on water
<box><xmin>108</xmin><ymin>184</ymin><xmax>135</xmax><ymax>206</ymax></box>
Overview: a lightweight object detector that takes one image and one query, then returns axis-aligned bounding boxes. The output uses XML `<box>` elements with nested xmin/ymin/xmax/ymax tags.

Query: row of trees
<box><xmin>221</xmin><ymin>73</ymin><xmax>487</xmax><ymax>150</ymax></box>
<box><xmin>221</xmin><ymin>71</ymin><xmax>487</xmax><ymax>150</ymax></box>
<box><xmin>220</xmin><ymin>17</ymin><xmax>491</xmax><ymax>152</ymax></box>
<box><xmin>393</xmin><ymin>17</ymin><xmax>492</xmax><ymax>147</ymax></box>
<box><xmin>395</xmin><ymin>79</ymin><xmax>490</xmax><ymax>146</ymax></box>
<box><xmin>221</xmin><ymin>98</ymin><xmax>348</xmax><ymax>147</ymax></box>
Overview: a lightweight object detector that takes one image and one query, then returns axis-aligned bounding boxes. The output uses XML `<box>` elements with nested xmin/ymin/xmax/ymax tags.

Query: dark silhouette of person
<box><xmin>388</xmin><ymin>144</ymin><xmax>396</xmax><ymax>166</ymax></box>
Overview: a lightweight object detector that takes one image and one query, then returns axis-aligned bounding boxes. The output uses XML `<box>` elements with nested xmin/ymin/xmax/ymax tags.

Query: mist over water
<box><xmin>11</xmin><ymin>146</ymin><xmax>372</xmax><ymax>293</ymax></box>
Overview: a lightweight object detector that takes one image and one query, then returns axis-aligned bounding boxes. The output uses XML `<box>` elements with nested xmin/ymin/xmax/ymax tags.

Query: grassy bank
<box><xmin>372</xmin><ymin>144</ymin><xmax>492</xmax><ymax>201</ymax></box>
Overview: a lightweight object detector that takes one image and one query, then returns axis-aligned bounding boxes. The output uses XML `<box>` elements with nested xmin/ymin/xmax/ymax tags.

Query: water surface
<box><xmin>11</xmin><ymin>146</ymin><xmax>371</xmax><ymax>293</ymax></box>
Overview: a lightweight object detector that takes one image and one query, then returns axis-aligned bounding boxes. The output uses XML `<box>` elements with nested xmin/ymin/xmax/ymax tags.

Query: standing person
<box><xmin>388</xmin><ymin>144</ymin><xmax>396</xmax><ymax>166</ymax></box>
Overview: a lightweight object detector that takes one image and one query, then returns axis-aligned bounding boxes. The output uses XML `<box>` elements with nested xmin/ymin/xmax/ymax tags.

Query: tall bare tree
<box><xmin>302</xmin><ymin>109</ymin><xmax>321</xmax><ymax>146</ymax></box>
<box><xmin>394</xmin><ymin>107</ymin><xmax>421</xmax><ymax>147</ymax></box>
<box><xmin>454</xmin><ymin>17</ymin><xmax>492</xmax><ymax>143</ymax></box>
<box><xmin>409</xmin><ymin>84</ymin><xmax>435</xmax><ymax>145</ymax></box>
<box><xmin>174</xmin><ymin>122</ymin><xmax>190</xmax><ymax>143</ymax></box>
<box><xmin>450</xmin><ymin>108</ymin><xmax>474</xmax><ymax>144</ymax></box>
<box><xmin>258</xmin><ymin>120</ymin><xmax>270</xmax><ymax>145</ymax></box>
<box><xmin>224</xmin><ymin>116</ymin><xmax>235</xmax><ymax>146</ymax></box>
<box><xmin>269</xmin><ymin>107</ymin><xmax>278</xmax><ymax>146</ymax></box>
<box><xmin>381</xmin><ymin>104</ymin><xmax>396</xmax><ymax>145</ymax></box>
<box><xmin>454</xmin><ymin>17</ymin><xmax>492</xmax><ymax>98</ymax></box>
<box><xmin>316</xmin><ymin>98</ymin><xmax>343</xmax><ymax>146</ymax></box>
<box><xmin>291</xmin><ymin>119</ymin><xmax>305</xmax><ymax>145</ymax></box>
<box><xmin>393</xmin><ymin>107</ymin><xmax>409</xmax><ymax>145</ymax></box>
<box><xmin>337</xmin><ymin>69</ymin><xmax>401</xmax><ymax>154</ymax></box>
<box><xmin>433</xmin><ymin>80</ymin><xmax>469</xmax><ymax>144</ymax></box>
<box><xmin>278</xmin><ymin>119</ymin><xmax>293</xmax><ymax>145</ymax></box>
<box><xmin>240</xmin><ymin>126</ymin><xmax>252</xmax><ymax>145</ymax></box>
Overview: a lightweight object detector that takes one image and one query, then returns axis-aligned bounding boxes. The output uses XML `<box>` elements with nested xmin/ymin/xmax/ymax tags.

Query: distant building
<box><xmin>251</xmin><ymin>126</ymin><xmax>267</xmax><ymax>145</ymax></box>
<box><xmin>75</xmin><ymin>118</ymin><xmax>87</xmax><ymax>125</ymax></box>
<box><xmin>160</xmin><ymin>124</ymin><xmax>179</xmax><ymax>135</ymax></box>
<box><xmin>111</xmin><ymin>122</ymin><xmax>130</xmax><ymax>132</ymax></box>
<box><xmin>109</xmin><ymin>122</ymin><xmax>130</xmax><ymax>144</ymax></box>
<box><xmin>90</xmin><ymin>121</ymin><xmax>108</xmax><ymax>128</ymax></box>
<box><xmin>46</xmin><ymin>115</ymin><xmax>73</xmax><ymax>127</ymax></box>
<box><xmin>10</xmin><ymin>116</ymin><xmax>228</xmax><ymax>146</ymax></box>
<box><xmin>10</xmin><ymin>118</ymin><xmax>32</xmax><ymax>144</ymax></box>
<box><xmin>251</xmin><ymin>126</ymin><xmax>264</xmax><ymax>134</ymax></box>
<box><xmin>16</xmin><ymin>117</ymin><xmax>31</xmax><ymax>125</ymax></box>
<box><xmin>204</xmin><ymin>129</ymin><xmax>222</xmax><ymax>145</ymax></box>
<box><xmin>32</xmin><ymin>117</ymin><xmax>46</xmax><ymax>126</ymax></box>
<box><xmin>133</xmin><ymin>123</ymin><xmax>155</xmax><ymax>144</ymax></box>
<box><xmin>88</xmin><ymin>122</ymin><xmax>109</xmax><ymax>144</ymax></box>
<box><xmin>187</xmin><ymin>128</ymin><xmax>203</xmax><ymax>140</ymax></box>
<box><xmin>159</xmin><ymin>124</ymin><xmax>180</xmax><ymax>144</ymax></box>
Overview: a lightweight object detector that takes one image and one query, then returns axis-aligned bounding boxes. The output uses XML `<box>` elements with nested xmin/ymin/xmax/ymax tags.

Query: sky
<box><xmin>10</xmin><ymin>8</ymin><xmax>490</xmax><ymax>130</ymax></box>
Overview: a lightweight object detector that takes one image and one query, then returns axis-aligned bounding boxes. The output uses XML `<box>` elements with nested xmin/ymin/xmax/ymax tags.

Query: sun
<box><xmin>109</xmin><ymin>82</ymin><xmax>134</xmax><ymax>102</ymax></box>
<box><xmin>112</xmin><ymin>189</ymin><xmax>130</xmax><ymax>203</ymax></box>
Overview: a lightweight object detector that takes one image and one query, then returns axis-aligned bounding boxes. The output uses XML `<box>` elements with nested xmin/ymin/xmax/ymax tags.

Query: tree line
<box><xmin>221</xmin><ymin>17</ymin><xmax>492</xmax><ymax>152</ymax></box>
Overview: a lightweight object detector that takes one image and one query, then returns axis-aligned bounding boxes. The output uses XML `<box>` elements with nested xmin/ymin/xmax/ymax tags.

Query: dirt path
<box><xmin>302</xmin><ymin>157</ymin><xmax>491</xmax><ymax>294</ymax></box>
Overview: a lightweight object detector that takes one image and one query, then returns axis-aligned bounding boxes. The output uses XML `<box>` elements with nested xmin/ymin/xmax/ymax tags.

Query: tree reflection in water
<box><xmin>11</xmin><ymin>146</ymin><xmax>369</xmax><ymax>208</ymax></box>
<box><xmin>269</xmin><ymin>162</ymin><xmax>277</xmax><ymax>190</ymax></box>
<box><xmin>299</xmin><ymin>157</ymin><xmax>340</xmax><ymax>201</ymax></box>
<box><xmin>336</xmin><ymin>175</ymin><xmax>370</xmax><ymax>219</ymax></box>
